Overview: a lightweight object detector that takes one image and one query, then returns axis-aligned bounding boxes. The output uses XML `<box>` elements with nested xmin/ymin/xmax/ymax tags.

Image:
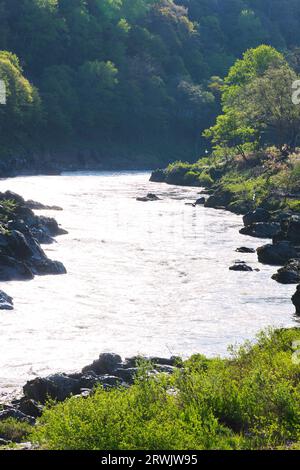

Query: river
<box><xmin>0</xmin><ymin>171</ymin><xmax>297</xmax><ymax>398</ymax></box>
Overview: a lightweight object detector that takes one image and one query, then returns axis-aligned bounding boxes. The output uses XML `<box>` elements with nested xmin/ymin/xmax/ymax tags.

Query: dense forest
<box><xmin>1</xmin><ymin>0</ymin><xmax>300</xmax><ymax>171</ymax></box>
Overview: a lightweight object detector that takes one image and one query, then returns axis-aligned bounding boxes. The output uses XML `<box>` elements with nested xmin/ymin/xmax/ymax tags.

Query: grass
<box><xmin>0</xmin><ymin>418</ymin><xmax>32</xmax><ymax>443</ymax></box>
<box><xmin>31</xmin><ymin>328</ymin><xmax>300</xmax><ymax>450</ymax></box>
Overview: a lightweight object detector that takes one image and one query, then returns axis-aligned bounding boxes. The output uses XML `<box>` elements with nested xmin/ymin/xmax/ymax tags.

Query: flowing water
<box><xmin>0</xmin><ymin>171</ymin><xmax>298</xmax><ymax>398</ymax></box>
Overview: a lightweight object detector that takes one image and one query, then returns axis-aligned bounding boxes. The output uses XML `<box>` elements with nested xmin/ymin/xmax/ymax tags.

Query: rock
<box><xmin>18</xmin><ymin>398</ymin><xmax>44</xmax><ymax>418</ymax></box>
<box><xmin>123</xmin><ymin>356</ymin><xmax>180</xmax><ymax>368</ymax></box>
<box><xmin>0</xmin><ymin>290</ymin><xmax>14</xmax><ymax>310</ymax></box>
<box><xmin>240</xmin><ymin>222</ymin><xmax>281</xmax><ymax>239</ymax></box>
<box><xmin>30</xmin><ymin>259</ymin><xmax>67</xmax><ymax>276</ymax></box>
<box><xmin>33</xmin><ymin>215</ymin><xmax>68</xmax><ymax>237</ymax></box>
<box><xmin>23</xmin><ymin>374</ymin><xmax>79</xmax><ymax>403</ymax></box>
<box><xmin>149</xmin><ymin>169</ymin><xmax>166</xmax><ymax>183</ymax></box>
<box><xmin>114</xmin><ymin>368</ymin><xmax>138</xmax><ymax>384</ymax></box>
<box><xmin>229</xmin><ymin>262</ymin><xmax>253</xmax><ymax>272</ymax></box>
<box><xmin>82</xmin><ymin>353</ymin><xmax>122</xmax><ymax>375</ymax></box>
<box><xmin>286</xmin><ymin>216</ymin><xmax>300</xmax><ymax>244</ymax></box>
<box><xmin>0</xmin><ymin>438</ymin><xmax>11</xmax><ymax>446</ymax></box>
<box><xmin>136</xmin><ymin>193</ymin><xmax>161</xmax><ymax>202</ymax></box>
<box><xmin>292</xmin><ymin>285</ymin><xmax>300</xmax><ymax>315</ymax></box>
<box><xmin>257</xmin><ymin>242</ymin><xmax>298</xmax><ymax>266</ymax></box>
<box><xmin>153</xmin><ymin>364</ymin><xmax>175</xmax><ymax>374</ymax></box>
<box><xmin>272</xmin><ymin>259</ymin><xmax>300</xmax><ymax>284</ymax></box>
<box><xmin>0</xmin><ymin>255</ymin><xmax>34</xmax><ymax>281</ymax></box>
<box><xmin>236</xmin><ymin>247</ymin><xmax>255</xmax><ymax>254</ymax></box>
<box><xmin>195</xmin><ymin>197</ymin><xmax>205</xmax><ymax>205</ymax></box>
<box><xmin>77</xmin><ymin>372</ymin><xmax>121</xmax><ymax>390</ymax></box>
<box><xmin>0</xmin><ymin>409</ymin><xmax>35</xmax><ymax>425</ymax></box>
<box><xmin>26</xmin><ymin>200</ymin><xmax>63</xmax><ymax>211</ymax></box>
<box><xmin>243</xmin><ymin>208</ymin><xmax>271</xmax><ymax>227</ymax></box>
<box><xmin>204</xmin><ymin>190</ymin><xmax>233</xmax><ymax>209</ymax></box>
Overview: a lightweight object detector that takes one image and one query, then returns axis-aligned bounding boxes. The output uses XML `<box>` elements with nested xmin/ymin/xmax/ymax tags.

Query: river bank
<box><xmin>150</xmin><ymin>157</ymin><xmax>300</xmax><ymax>316</ymax></box>
<box><xmin>0</xmin><ymin>191</ymin><xmax>67</xmax><ymax>310</ymax></box>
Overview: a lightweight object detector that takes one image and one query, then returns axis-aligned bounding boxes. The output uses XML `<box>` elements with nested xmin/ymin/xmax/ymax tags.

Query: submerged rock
<box><xmin>272</xmin><ymin>259</ymin><xmax>300</xmax><ymax>284</ymax></box>
<box><xmin>236</xmin><ymin>247</ymin><xmax>255</xmax><ymax>254</ymax></box>
<box><xmin>257</xmin><ymin>242</ymin><xmax>298</xmax><ymax>266</ymax></box>
<box><xmin>0</xmin><ymin>290</ymin><xmax>14</xmax><ymax>310</ymax></box>
<box><xmin>136</xmin><ymin>193</ymin><xmax>161</xmax><ymax>202</ymax></box>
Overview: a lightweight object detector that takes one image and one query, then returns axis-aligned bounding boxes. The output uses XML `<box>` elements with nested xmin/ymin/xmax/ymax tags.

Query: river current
<box><xmin>0</xmin><ymin>171</ymin><xmax>297</xmax><ymax>397</ymax></box>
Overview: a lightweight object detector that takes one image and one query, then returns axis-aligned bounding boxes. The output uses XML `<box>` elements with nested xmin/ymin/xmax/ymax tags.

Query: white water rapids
<box><xmin>0</xmin><ymin>171</ymin><xmax>298</xmax><ymax>398</ymax></box>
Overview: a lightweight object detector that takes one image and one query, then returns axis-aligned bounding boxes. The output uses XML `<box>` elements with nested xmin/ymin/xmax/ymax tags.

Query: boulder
<box><xmin>236</xmin><ymin>247</ymin><xmax>255</xmax><ymax>254</ymax></box>
<box><xmin>114</xmin><ymin>368</ymin><xmax>139</xmax><ymax>384</ymax></box>
<box><xmin>257</xmin><ymin>242</ymin><xmax>298</xmax><ymax>266</ymax></box>
<box><xmin>149</xmin><ymin>169</ymin><xmax>166</xmax><ymax>183</ymax></box>
<box><xmin>23</xmin><ymin>374</ymin><xmax>79</xmax><ymax>403</ymax></box>
<box><xmin>30</xmin><ymin>259</ymin><xmax>67</xmax><ymax>276</ymax></box>
<box><xmin>240</xmin><ymin>222</ymin><xmax>281</xmax><ymax>239</ymax></box>
<box><xmin>204</xmin><ymin>190</ymin><xmax>233</xmax><ymax>209</ymax></box>
<box><xmin>0</xmin><ymin>255</ymin><xmax>34</xmax><ymax>281</ymax></box>
<box><xmin>243</xmin><ymin>208</ymin><xmax>270</xmax><ymax>227</ymax></box>
<box><xmin>0</xmin><ymin>409</ymin><xmax>35</xmax><ymax>425</ymax></box>
<box><xmin>286</xmin><ymin>216</ymin><xmax>300</xmax><ymax>244</ymax></box>
<box><xmin>82</xmin><ymin>353</ymin><xmax>122</xmax><ymax>375</ymax></box>
<box><xmin>292</xmin><ymin>285</ymin><xmax>300</xmax><ymax>315</ymax></box>
<box><xmin>18</xmin><ymin>398</ymin><xmax>44</xmax><ymax>418</ymax></box>
<box><xmin>272</xmin><ymin>259</ymin><xmax>300</xmax><ymax>284</ymax></box>
<box><xmin>229</xmin><ymin>262</ymin><xmax>253</xmax><ymax>272</ymax></box>
<box><xmin>195</xmin><ymin>197</ymin><xmax>205</xmax><ymax>206</ymax></box>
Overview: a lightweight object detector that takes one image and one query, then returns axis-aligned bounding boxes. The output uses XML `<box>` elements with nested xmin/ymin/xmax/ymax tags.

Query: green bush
<box><xmin>32</xmin><ymin>328</ymin><xmax>300</xmax><ymax>450</ymax></box>
<box><xmin>0</xmin><ymin>419</ymin><xmax>32</xmax><ymax>443</ymax></box>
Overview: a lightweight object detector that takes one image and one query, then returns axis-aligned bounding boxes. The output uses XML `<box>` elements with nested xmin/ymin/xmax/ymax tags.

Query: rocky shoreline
<box><xmin>150</xmin><ymin>171</ymin><xmax>300</xmax><ymax>317</ymax></box>
<box><xmin>0</xmin><ymin>190</ymin><xmax>67</xmax><ymax>310</ymax></box>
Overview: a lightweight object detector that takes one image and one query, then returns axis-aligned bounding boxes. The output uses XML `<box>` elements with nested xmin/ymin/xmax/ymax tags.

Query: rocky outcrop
<box><xmin>240</xmin><ymin>222</ymin><xmax>281</xmax><ymax>239</ymax></box>
<box><xmin>204</xmin><ymin>190</ymin><xmax>233</xmax><ymax>209</ymax></box>
<box><xmin>257</xmin><ymin>242</ymin><xmax>298</xmax><ymax>266</ymax></box>
<box><xmin>272</xmin><ymin>259</ymin><xmax>300</xmax><ymax>284</ymax></box>
<box><xmin>149</xmin><ymin>169</ymin><xmax>166</xmax><ymax>183</ymax></box>
<box><xmin>292</xmin><ymin>285</ymin><xmax>300</xmax><ymax>315</ymax></box>
<box><xmin>243</xmin><ymin>208</ymin><xmax>271</xmax><ymax>227</ymax></box>
<box><xmin>0</xmin><ymin>191</ymin><xmax>67</xmax><ymax>309</ymax></box>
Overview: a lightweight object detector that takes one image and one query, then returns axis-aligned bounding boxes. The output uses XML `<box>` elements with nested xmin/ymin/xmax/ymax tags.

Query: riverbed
<box><xmin>0</xmin><ymin>171</ymin><xmax>297</xmax><ymax>397</ymax></box>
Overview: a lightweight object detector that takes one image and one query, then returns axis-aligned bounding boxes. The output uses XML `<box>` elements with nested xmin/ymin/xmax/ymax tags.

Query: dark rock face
<box><xmin>257</xmin><ymin>242</ymin><xmax>298</xmax><ymax>266</ymax></box>
<box><xmin>292</xmin><ymin>285</ymin><xmax>300</xmax><ymax>315</ymax></box>
<box><xmin>204</xmin><ymin>190</ymin><xmax>233</xmax><ymax>209</ymax></box>
<box><xmin>240</xmin><ymin>222</ymin><xmax>281</xmax><ymax>239</ymax></box>
<box><xmin>0</xmin><ymin>191</ymin><xmax>67</xmax><ymax>284</ymax></box>
<box><xmin>23</xmin><ymin>374</ymin><xmax>80</xmax><ymax>403</ymax></box>
<box><xmin>272</xmin><ymin>259</ymin><xmax>300</xmax><ymax>284</ymax></box>
<box><xmin>286</xmin><ymin>216</ymin><xmax>300</xmax><ymax>245</ymax></box>
<box><xmin>229</xmin><ymin>262</ymin><xmax>253</xmax><ymax>272</ymax></box>
<box><xmin>18</xmin><ymin>398</ymin><xmax>44</xmax><ymax>418</ymax></box>
<box><xmin>25</xmin><ymin>200</ymin><xmax>63</xmax><ymax>211</ymax></box>
<box><xmin>82</xmin><ymin>353</ymin><xmax>122</xmax><ymax>375</ymax></box>
<box><xmin>149</xmin><ymin>169</ymin><xmax>166</xmax><ymax>183</ymax></box>
<box><xmin>236</xmin><ymin>247</ymin><xmax>255</xmax><ymax>254</ymax></box>
<box><xmin>243</xmin><ymin>208</ymin><xmax>270</xmax><ymax>227</ymax></box>
<box><xmin>0</xmin><ymin>290</ymin><xmax>14</xmax><ymax>310</ymax></box>
<box><xmin>195</xmin><ymin>197</ymin><xmax>205</xmax><ymax>205</ymax></box>
<box><xmin>0</xmin><ymin>408</ymin><xmax>35</xmax><ymax>425</ymax></box>
<box><xmin>0</xmin><ymin>255</ymin><xmax>34</xmax><ymax>281</ymax></box>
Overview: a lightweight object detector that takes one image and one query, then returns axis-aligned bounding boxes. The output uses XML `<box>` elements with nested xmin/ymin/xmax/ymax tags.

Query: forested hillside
<box><xmin>1</xmin><ymin>0</ymin><xmax>300</xmax><ymax>171</ymax></box>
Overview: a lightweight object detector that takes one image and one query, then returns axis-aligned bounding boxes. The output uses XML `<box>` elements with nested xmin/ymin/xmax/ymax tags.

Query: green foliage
<box><xmin>0</xmin><ymin>419</ymin><xmax>32</xmax><ymax>443</ymax></box>
<box><xmin>32</xmin><ymin>328</ymin><xmax>300</xmax><ymax>450</ymax></box>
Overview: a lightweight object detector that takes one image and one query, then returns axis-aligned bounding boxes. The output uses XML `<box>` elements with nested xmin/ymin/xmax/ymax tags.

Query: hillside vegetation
<box><xmin>1</xmin><ymin>1</ymin><xmax>300</xmax><ymax>168</ymax></box>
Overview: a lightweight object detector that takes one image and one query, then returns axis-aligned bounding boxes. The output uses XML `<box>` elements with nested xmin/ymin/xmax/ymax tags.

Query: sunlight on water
<box><xmin>0</xmin><ymin>171</ymin><xmax>297</xmax><ymax>396</ymax></box>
